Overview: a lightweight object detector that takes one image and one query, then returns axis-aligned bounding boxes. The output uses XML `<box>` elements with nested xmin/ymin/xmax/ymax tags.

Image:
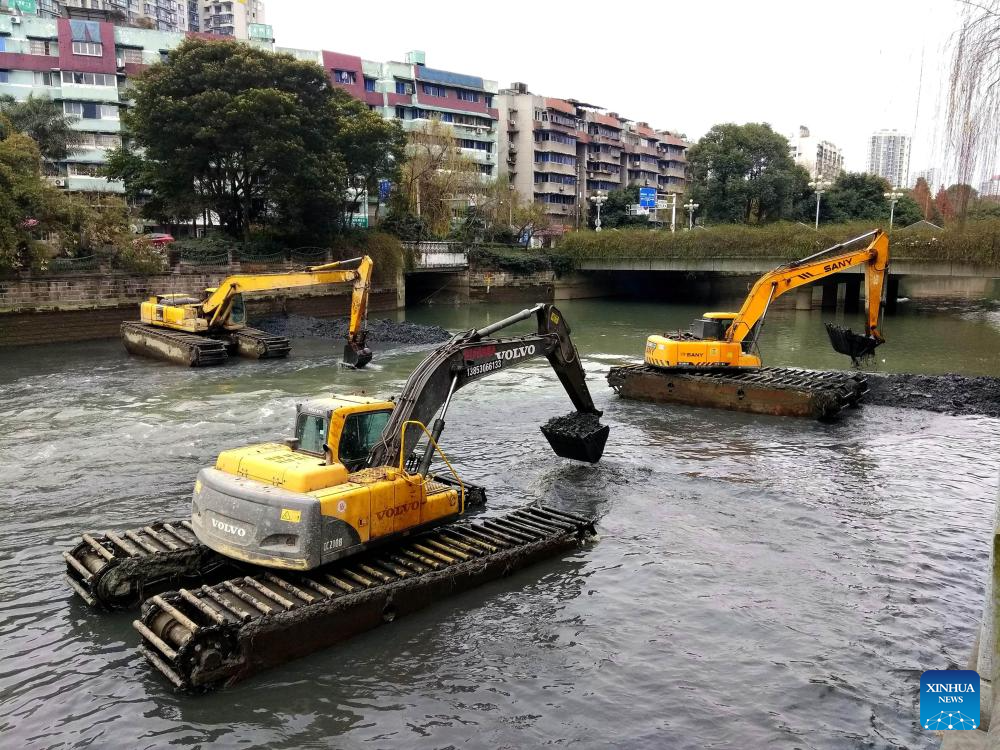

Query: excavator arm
<box><xmin>200</xmin><ymin>255</ymin><xmax>374</xmax><ymax>367</ymax></box>
<box><xmin>726</xmin><ymin>229</ymin><xmax>890</xmax><ymax>347</ymax></box>
<box><xmin>366</xmin><ymin>303</ymin><xmax>608</xmax><ymax>470</ymax></box>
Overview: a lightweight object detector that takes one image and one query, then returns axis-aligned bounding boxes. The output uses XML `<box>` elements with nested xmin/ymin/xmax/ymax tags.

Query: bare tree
<box><xmin>946</xmin><ymin>0</ymin><xmax>1000</xmax><ymax>217</ymax></box>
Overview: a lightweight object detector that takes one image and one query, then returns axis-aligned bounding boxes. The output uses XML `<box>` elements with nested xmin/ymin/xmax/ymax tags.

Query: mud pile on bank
<box><xmin>253</xmin><ymin>314</ymin><xmax>451</xmax><ymax>346</ymax></box>
<box><xmin>865</xmin><ymin>373</ymin><xmax>1000</xmax><ymax>418</ymax></box>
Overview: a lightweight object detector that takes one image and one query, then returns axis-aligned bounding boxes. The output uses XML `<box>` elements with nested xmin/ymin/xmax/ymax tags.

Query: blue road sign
<box><xmin>639</xmin><ymin>187</ymin><xmax>657</xmax><ymax>208</ymax></box>
<box><xmin>378</xmin><ymin>179</ymin><xmax>392</xmax><ymax>202</ymax></box>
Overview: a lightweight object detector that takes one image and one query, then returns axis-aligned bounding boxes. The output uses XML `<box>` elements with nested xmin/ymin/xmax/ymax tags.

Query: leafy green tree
<box><xmin>687</xmin><ymin>123</ymin><xmax>809</xmax><ymax>223</ymax></box>
<box><xmin>112</xmin><ymin>39</ymin><xmax>401</xmax><ymax>243</ymax></box>
<box><xmin>0</xmin><ymin>94</ymin><xmax>80</xmax><ymax>161</ymax></box>
<box><xmin>820</xmin><ymin>172</ymin><xmax>892</xmax><ymax>222</ymax></box>
<box><xmin>588</xmin><ymin>185</ymin><xmax>648</xmax><ymax>229</ymax></box>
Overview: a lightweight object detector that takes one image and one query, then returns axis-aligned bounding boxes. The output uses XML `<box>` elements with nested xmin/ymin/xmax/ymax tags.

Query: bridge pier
<box><xmin>844</xmin><ymin>277</ymin><xmax>862</xmax><ymax>313</ymax></box>
<box><xmin>795</xmin><ymin>286</ymin><xmax>813</xmax><ymax>310</ymax></box>
<box><xmin>821</xmin><ymin>282</ymin><xmax>839</xmax><ymax>310</ymax></box>
<box><xmin>885</xmin><ymin>276</ymin><xmax>900</xmax><ymax>314</ymax></box>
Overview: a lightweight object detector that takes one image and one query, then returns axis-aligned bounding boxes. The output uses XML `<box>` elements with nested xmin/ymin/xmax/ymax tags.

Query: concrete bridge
<box><xmin>406</xmin><ymin>242</ymin><xmax>468</xmax><ymax>272</ymax></box>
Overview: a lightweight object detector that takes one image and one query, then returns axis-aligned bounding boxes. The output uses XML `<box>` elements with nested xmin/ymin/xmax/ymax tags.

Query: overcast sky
<box><xmin>267</xmin><ymin>0</ymin><xmax>963</xmax><ymax>176</ymax></box>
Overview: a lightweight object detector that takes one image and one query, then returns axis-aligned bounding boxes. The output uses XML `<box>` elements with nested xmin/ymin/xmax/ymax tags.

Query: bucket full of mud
<box><xmin>540</xmin><ymin>411</ymin><xmax>610</xmax><ymax>464</ymax></box>
<box><xmin>342</xmin><ymin>342</ymin><xmax>373</xmax><ymax>369</ymax></box>
<box><xmin>825</xmin><ymin>323</ymin><xmax>882</xmax><ymax>365</ymax></box>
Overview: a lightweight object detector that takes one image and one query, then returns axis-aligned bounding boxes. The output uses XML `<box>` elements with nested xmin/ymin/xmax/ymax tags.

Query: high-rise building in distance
<box><xmin>788</xmin><ymin>125</ymin><xmax>844</xmax><ymax>179</ymax></box>
<box><xmin>867</xmin><ymin>129</ymin><xmax>911</xmax><ymax>189</ymax></box>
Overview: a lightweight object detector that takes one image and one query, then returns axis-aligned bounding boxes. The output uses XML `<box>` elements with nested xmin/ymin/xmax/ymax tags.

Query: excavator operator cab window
<box><xmin>229</xmin><ymin>294</ymin><xmax>246</xmax><ymax>326</ymax></box>
<box><xmin>338</xmin><ymin>410</ymin><xmax>391</xmax><ymax>472</ymax></box>
<box><xmin>295</xmin><ymin>413</ymin><xmax>328</xmax><ymax>456</ymax></box>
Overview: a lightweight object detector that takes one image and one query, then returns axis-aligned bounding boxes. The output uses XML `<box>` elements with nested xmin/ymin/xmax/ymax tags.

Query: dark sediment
<box><xmin>865</xmin><ymin>373</ymin><xmax>1000</xmax><ymax>418</ymax></box>
<box><xmin>543</xmin><ymin>411</ymin><xmax>605</xmax><ymax>437</ymax></box>
<box><xmin>253</xmin><ymin>314</ymin><xmax>451</xmax><ymax>346</ymax></box>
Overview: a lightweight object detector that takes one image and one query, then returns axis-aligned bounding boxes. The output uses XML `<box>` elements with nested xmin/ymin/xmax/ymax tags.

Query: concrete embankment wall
<box><xmin>941</xmin><ymin>483</ymin><xmax>999</xmax><ymax>749</ymax></box>
<box><xmin>0</xmin><ymin>271</ymin><xmax>403</xmax><ymax>347</ymax></box>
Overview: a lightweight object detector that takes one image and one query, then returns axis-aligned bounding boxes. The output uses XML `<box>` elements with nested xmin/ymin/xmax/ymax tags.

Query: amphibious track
<box><xmin>608</xmin><ymin>364</ymin><xmax>868</xmax><ymax>420</ymax></box>
<box><xmin>64</xmin><ymin>520</ymin><xmax>235</xmax><ymax>609</ymax></box>
<box><xmin>121</xmin><ymin>322</ymin><xmax>291</xmax><ymax>366</ymax></box>
<box><xmin>134</xmin><ymin>505</ymin><xmax>596</xmax><ymax>691</ymax></box>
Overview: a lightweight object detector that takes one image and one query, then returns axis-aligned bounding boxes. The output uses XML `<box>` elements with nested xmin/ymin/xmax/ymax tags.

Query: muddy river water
<box><xmin>0</xmin><ymin>298</ymin><xmax>998</xmax><ymax>749</ymax></box>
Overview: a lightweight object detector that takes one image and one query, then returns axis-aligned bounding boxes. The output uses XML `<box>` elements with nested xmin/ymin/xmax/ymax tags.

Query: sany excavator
<box><xmin>609</xmin><ymin>230</ymin><xmax>890</xmax><ymax>419</ymax></box>
<box><xmin>121</xmin><ymin>255</ymin><xmax>374</xmax><ymax>368</ymax></box>
<box><xmin>64</xmin><ymin>303</ymin><xmax>610</xmax><ymax>691</ymax></box>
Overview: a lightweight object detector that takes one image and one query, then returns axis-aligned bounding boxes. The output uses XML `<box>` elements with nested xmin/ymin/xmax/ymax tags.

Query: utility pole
<box><xmin>884</xmin><ymin>190</ymin><xmax>903</xmax><ymax>235</ymax></box>
<box><xmin>808</xmin><ymin>176</ymin><xmax>831</xmax><ymax>230</ymax></box>
<box><xmin>684</xmin><ymin>199</ymin><xmax>699</xmax><ymax>229</ymax></box>
<box><xmin>590</xmin><ymin>192</ymin><xmax>607</xmax><ymax>232</ymax></box>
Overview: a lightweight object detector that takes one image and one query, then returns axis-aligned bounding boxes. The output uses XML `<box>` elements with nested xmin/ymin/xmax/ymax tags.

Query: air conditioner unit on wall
<box><xmin>11</xmin><ymin>16</ymin><xmax>22</xmax><ymax>25</ymax></box>
<box><xmin>54</xmin><ymin>178</ymin><xmax>67</xmax><ymax>187</ymax></box>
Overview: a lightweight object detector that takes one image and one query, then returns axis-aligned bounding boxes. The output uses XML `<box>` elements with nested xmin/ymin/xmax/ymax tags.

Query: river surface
<box><xmin>0</xmin><ymin>299</ymin><xmax>998</xmax><ymax>749</ymax></box>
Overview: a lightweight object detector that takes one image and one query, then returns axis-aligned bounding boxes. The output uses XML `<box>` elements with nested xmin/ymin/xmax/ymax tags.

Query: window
<box><xmin>458</xmin><ymin>138</ymin><xmax>490</xmax><ymax>152</ymax></box>
<box><xmin>478</xmin><ymin>164</ymin><xmax>493</xmax><ymax>175</ymax></box>
<box><xmin>337</xmin><ymin>411</ymin><xmax>391</xmax><ymax>471</ymax></box>
<box><xmin>62</xmin><ymin>71</ymin><xmax>117</xmax><ymax>86</ymax></box>
<box><xmin>0</xmin><ymin>38</ymin><xmax>5</xmax><ymax>53</ymax></box>
<box><xmin>72</xmin><ymin>41</ymin><xmax>104</xmax><ymax>57</ymax></box>
<box><xmin>395</xmin><ymin>80</ymin><xmax>414</xmax><ymax>95</ymax></box>
<box><xmin>440</xmin><ymin>112</ymin><xmax>453</xmax><ymax>123</ymax></box>
<box><xmin>534</xmin><ymin>152</ymin><xmax>576</xmax><ymax>166</ymax></box>
<box><xmin>364</xmin><ymin>77</ymin><xmax>376</xmax><ymax>92</ymax></box>
<box><xmin>0</xmin><ymin>71</ymin><xmax>8</xmax><ymax>84</ymax></box>
<box><xmin>64</xmin><ymin>102</ymin><xmax>118</xmax><ymax>120</ymax></box>
<box><xmin>68</xmin><ymin>163</ymin><xmax>103</xmax><ymax>177</ymax></box>
<box><xmin>456</xmin><ymin>89</ymin><xmax>479</xmax><ymax>102</ymax></box>
<box><xmin>29</xmin><ymin>39</ymin><xmax>59</xmax><ymax>56</ymax></box>
<box><xmin>485</xmin><ymin>95</ymin><xmax>493</xmax><ymax>108</ymax></box>
<box><xmin>295</xmin><ymin>413</ymin><xmax>328</xmax><ymax>456</ymax></box>
<box><xmin>333</xmin><ymin>69</ymin><xmax>356</xmax><ymax>85</ymax></box>
<box><xmin>33</xmin><ymin>72</ymin><xmax>57</xmax><ymax>86</ymax></box>
<box><xmin>422</xmin><ymin>83</ymin><xmax>445</xmax><ymax>97</ymax></box>
<box><xmin>119</xmin><ymin>47</ymin><xmax>144</xmax><ymax>64</ymax></box>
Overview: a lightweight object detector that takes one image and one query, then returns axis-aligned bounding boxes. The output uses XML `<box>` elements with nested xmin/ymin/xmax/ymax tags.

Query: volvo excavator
<box><xmin>609</xmin><ymin>229</ymin><xmax>890</xmax><ymax>419</ymax></box>
<box><xmin>64</xmin><ymin>303</ymin><xmax>610</xmax><ymax>691</ymax></box>
<box><xmin>121</xmin><ymin>255</ymin><xmax>374</xmax><ymax>368</ymax></box>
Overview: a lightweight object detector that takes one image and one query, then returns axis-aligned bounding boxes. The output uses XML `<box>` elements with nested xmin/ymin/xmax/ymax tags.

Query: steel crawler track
<box><xmin>608</xmin><ymin>364</ymin><xmax>868</xmax><ymax>420</ymax></box>
<box><xmin>121</xmin><ymin>322</ymin><xmax>228</xmax><ymax>366</ymax></box>
<box><xmin>64</xmin><ymin>520</ymin><xmax>233</xmax><ymax>609</ymax></box>
<box><xmin>134</xmin><ymin>505</ymin><xmax>597</xmax><ymax>692</ymax></box>
<box><xmin>231</xmin><ymin>327</ymin><xmax>291</xmax><ymax>359</ymax></box>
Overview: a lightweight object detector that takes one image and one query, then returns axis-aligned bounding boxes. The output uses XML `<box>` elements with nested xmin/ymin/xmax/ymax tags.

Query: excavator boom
<box><xmin>726</xmin><ymin>229</ymin><xmax>889</xmax><ymax>345</ymax></box>
<box><xmin>368</xmin><ymin>303</ymin><xmax>607</xmax><ymax>469</ymax></box>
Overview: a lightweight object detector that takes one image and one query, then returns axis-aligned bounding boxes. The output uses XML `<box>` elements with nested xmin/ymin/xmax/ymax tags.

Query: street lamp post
<box><xmin>808</xmin><ymin>176</ymin><xmax>832</xmax><ymax>230</ymax></box>
<box><xmin>590</xmin><ymin>192</ymin><xmax>607</xmax><ymax>232</ymax></box>
<box><xmin>683</xmin><ymin>200</ymin><xmax>699</xmax><ymax>230</ymax></box>
<box><xmin>884</xmin><ymin>190</ymin><xmax>904</xmax><ymax>234</ymax></box>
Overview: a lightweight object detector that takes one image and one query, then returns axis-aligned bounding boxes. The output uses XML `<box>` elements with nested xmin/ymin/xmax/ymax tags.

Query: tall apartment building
<box><xmin>910</xmin><ymin>167</ymin><xmax>940</xmax><ymax>190</ymax></box>
<box><xmin>0</xmin><ymin>13</ymin><xmax>271</xmax><ymax>192</ymax></box>
<box><xmin>867</xmin><ymin>129</ymin><xmax>911</xmax><ymax>189</ymax></box>
<box><xmin>201</xmin><ymin>0</ymin><xmax>268</xmax><ymax>40</ymax></box>
<box><xmin>27</xmin><ymin>1</ymin><xmax>191</xmax><ymax>33</ymax></box>
<box><xmin>788</xmin><ymin>125</ymin><xmax>844</xmax><ymax>179</ymax></box>
<box><xmin>497</xmin><ymin>83</ymin><xmax>689</xmax><ymax>229</ymax></box>
<box><xmin>279</xmin><ymin>48</ymin><xmax>499</xmax><ymax>180</ymax></box>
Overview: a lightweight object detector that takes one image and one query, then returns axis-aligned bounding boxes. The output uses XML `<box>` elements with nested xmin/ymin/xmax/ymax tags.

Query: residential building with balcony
<box><xmin>22</xmin><ymin>1</ymin><xmax>192</xmax><ymax>33</ymax></box>
<box><xmin>0</xmin><ymin>13</ymin><xmax>270</xmax><ymax>192</ymax></box>
<box><xmin>496</xmin><ymin>84</ymin><xmax>580</xmax><ymax>226</ymax></box>
<box><xmin>788</xmin><ymin>125</ymin><xmax>844</xmax><ymax>179</ymax></box>
<box><xmin>200</xmin><ymin>0</ymin><xmax>267</xmax><ymax>41</ymax></box>
<box><xmin>497</xmin><ymin>83</ymin><xmax>689</xmax><ymax>229</ymax></box>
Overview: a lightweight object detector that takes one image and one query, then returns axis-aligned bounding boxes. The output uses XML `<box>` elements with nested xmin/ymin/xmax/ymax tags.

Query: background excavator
<box><xmin>66</xmin><ymin>303</ymin><xmax>610</xmax><ymax>690</ymax></box>
<box><xmin>644</xmin><ymin>229</ymin><xmax>890</xmax><ymax>370</ymax></box>
<box><xmin>609</xmin><ymin>230</ymin><xmax>890</xmax><ymax>419</ymax></box>
<box><xmin>121</xmin><ymin>255</ymin><xmax>374</xmax><ymax>368</ymax></box>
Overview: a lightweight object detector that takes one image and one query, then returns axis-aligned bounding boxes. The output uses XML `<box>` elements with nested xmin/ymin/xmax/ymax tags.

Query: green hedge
<box><xmin>557</xmin><ymin>220</ymin><xmax>1000</xmax><ymax>266</ymax></box>
<box><xmin>469</xmin><ymin>245</ymin><xmax>574</xmax><ymax>275</ymax></box>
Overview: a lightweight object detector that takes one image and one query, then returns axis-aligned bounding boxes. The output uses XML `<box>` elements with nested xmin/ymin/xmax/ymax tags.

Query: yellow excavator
<box><xmin>121</xmin><ymin>256</ymin><xmax>374</xmax><ymax>368</ymax></box>
<box><xmin>67</xmin><ymin>303</ymin><xmax>610</xmax><ymax>690</ymax></box>
<box><xmin>645</xmin><ymin>229</ymin><xmax>890</xmax><ymax>370</ymax></box>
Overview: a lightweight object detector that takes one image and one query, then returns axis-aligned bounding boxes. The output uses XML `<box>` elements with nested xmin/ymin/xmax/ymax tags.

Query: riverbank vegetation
<box><xmin>558</xmin><ymin>220</ymin><xmax>1000</xmax><ymax>267</ymax></box>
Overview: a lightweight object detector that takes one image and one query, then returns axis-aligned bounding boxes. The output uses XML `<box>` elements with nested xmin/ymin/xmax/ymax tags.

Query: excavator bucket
<box><xmin>342</xmin><ymin>343</ymin><xmax>373</xmax><ymax>369</ymax></box>
<box><xmin>540</xmin><ymin>411</ymin><xmax>610</xmax><ymax>464</ymax></box>
<box><xmin>825</xmin><ymin>323</ymin><xmax>882</xmax><ymax>365</ymax></box>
